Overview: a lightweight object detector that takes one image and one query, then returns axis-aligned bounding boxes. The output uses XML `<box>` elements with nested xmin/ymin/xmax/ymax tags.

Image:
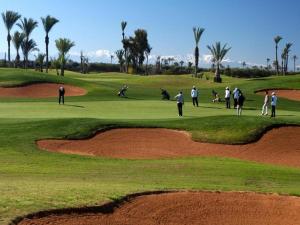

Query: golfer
<box><xmin>237</xmin><ymin>91</ymin><xmax>245</xmax><ymax>116</ymax></box>
<box><xmin>58</xmin><ymin>86</ymin><xmax>65</xmax><ymax>105</ymax></box>
<box><xmin>271</xmin><ymin>92</ymin><xmax>277</xmax><ymax>117</ymax></box>
<box><xmin>261</xmin><ymin>91</ymin><xmax>269</xmax><ymax>116</ymax></box>
<box><xmin>174</xmin><ymin>91</ymin><xmax>184</xmax><ymax>117</ymax></box>
<box><xmin>233</xmin><ymin>87</ymin><xmax>239</xmax><ymax>109</ymax></box>
<box><xmin>225</xmin><ymin>87</ymin><xmax>231</xmax><ymax>109</ymax></box>
<box><xmin>191</xmin><ymin>86</ymin><xmax>199</xmax><ymax>107</ymax></box>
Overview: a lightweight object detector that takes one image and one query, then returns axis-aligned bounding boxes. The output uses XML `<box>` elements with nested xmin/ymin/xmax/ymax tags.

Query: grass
<box><xmin>0</xmin><ymin>68</ymin><xmax>300</xmax><ymax>224</ymax></box>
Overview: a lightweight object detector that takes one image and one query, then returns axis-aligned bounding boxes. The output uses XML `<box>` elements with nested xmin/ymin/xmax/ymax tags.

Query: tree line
<box><xmin>1</xmin><ymin>11</ymin><xmax>298</xmax><ymax>81</ymax></box>
<box><xmin>1</xmin><ymin>10</ymin><xmax>75</xmax><ymax>76</ymax></box>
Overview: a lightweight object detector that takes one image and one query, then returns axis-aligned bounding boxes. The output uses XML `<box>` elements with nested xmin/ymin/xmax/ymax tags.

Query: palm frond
<box><xmin>41</xmin><ymin>15</ymin><xmax>59</xmax><ymax>33</ymax></box>
<box><xmin>17</xmin><ymin>17</ymin><xmax>38</xmax><ymax>38</ymax></box>
<box><xmin>2</xmin><ymin>10</ymin><xmax>21</xmax><ymax>31</ymax></box>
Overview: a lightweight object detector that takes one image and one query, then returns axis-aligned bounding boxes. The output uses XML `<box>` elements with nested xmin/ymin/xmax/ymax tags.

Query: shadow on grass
<box><xmin>63</xmin><ymin>104</ymin><xmax>85</xmax><ymax>108</ymax></box>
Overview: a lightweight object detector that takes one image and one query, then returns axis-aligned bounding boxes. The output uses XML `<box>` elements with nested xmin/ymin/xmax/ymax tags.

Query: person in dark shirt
<box><xmin>59</xmin><ymin>86</ymin><xmax>65</xmax><ymax>105</ymax></box>
<box><xmin>161</xmin><ymin>88</ymin><xmax>170</xmax><ymax>100</ymax></box>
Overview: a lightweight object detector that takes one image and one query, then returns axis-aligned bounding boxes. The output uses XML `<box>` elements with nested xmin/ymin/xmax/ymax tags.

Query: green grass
<box><xmin>0</xmin><ymin>68</ymin><xmax>300</xmax><ymax>224</ymax></box>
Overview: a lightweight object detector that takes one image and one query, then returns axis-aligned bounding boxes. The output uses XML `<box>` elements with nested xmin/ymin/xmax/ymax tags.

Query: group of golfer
<box><xmin>174</xmin><ymin>86</ymin><xmax>278</xmax><ymax>117</ymax></box>
<box><xmin>57</xmin><ymin>84</ymin><xmax>278</xmax><ymax>118</ymax></box>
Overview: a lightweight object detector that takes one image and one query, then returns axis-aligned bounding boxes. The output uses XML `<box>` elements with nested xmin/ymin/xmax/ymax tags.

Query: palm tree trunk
<box><xmin>15</xmin><ymin>51</ymin><xmax>20</xmax><ymax>68</ymax></box>
<box><xmin>146</xmin><ymin>55</ymin><xmax>149</xmax><ymax>75</ymax></box>
<box><xmin>45</xmin><ymin>35</ymin><xmax>49</xmax><ymax>73</ymax></box>
<box><xmin>276</xmin><ymin>45</ymin><xmax>279</xmax><ymax>74</ymax></box>
<box><xmin>194</xmin><ymin>46</ymin><xmax>199</xmax><ymax>77</ymax></box>
<box><xmin>214</xmin><ymin>62</ymin><xmax>222</xmax><ymax>83</ymax></box>
<box><xmin>285</xmin><ymin>54</ymin><xmax>289</xmax><ymax>74</ymax></box>
<box><xmin>61</xmin><ymin>64</ymin><xmax>64</xmax><ymax>76</ymax></box>
<box><xmin>294</xmin><ymin>59</ymin><xmax>296</xmax><ymax>72</ymax></box>
<box><xmin>7</xmin><ymin>34</ymin><xmax>11</xmax><ymax>65</ymax></box>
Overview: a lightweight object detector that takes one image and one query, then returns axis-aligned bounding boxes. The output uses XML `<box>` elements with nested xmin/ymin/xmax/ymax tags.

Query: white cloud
<box><xmin>69</xmin><ymin>49</ymin><xmax>115</xmax><ymax>62</ymax></box>
<box><xmin>66</xmin><ymin>50</ymin><xmax>259</xmax><ymax>68</ymax></box>
<box><xmin>202</xmin><ymin>54</ymin><xmax>213</xmax><ymax>64</ymax></box>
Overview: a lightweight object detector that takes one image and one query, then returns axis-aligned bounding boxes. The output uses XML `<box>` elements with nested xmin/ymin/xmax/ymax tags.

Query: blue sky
<box><xmin>0</xmin><ymin>0</ymin><xmax>300</xmax><ymax>68</ymax></box>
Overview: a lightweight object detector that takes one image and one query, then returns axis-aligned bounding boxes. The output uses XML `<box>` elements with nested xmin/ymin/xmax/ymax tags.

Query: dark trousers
<box><xmin>233</xmin><ymin>98</ymin><xmax>238</xmax><ymax>108</ymax></box>
<box><xmin>177</xmin><ymin>103</ymin><xmax>183</xmax><ymax>116</ymax></box>
<box><xmin>192</xmin><ymin>97</ymin><xmax>198</xmax><ymax>107</ymax></box>
<box><xmin>271</xmin><ymin>105</ymin><xmax>276</xmax><ymax>117</ymax></box>
<box><xmin>59</xmin><ymin>95</ymin><xmax>64</xmax><ymax>104</ymax></box>
<box><xmin>225</xmin><ymin>98</ymin><xmax>230</xmax><ymax>108</ymax></box>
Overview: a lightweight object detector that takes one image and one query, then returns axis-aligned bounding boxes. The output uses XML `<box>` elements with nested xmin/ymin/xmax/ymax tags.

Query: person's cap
<box><xmin>193</xmin><ymin>86</ymin><xmax>195</xmax><ymax>88</ymax></box>
<box><xmin>226</xmin><ymin>87</ymin><xmax>229</xmax><ymax>89</ymax></box>
<box><xmin>272</xmin><ymin>92</ymin><xmax>275</xmax><ymax>95</ymax></box>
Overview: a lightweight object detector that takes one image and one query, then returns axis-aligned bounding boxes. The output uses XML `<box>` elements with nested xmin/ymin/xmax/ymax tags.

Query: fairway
<box><xmin>0</xmin><ymin>69</ymin><xmax>300</xmax><ymax>225</ymax></box>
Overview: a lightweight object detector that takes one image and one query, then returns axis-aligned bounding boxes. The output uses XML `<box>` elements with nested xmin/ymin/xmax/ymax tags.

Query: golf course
<box><xmin>0</xmin><ymin>68</ymin><xmax>300</xmax><ymax>224</ymax></box>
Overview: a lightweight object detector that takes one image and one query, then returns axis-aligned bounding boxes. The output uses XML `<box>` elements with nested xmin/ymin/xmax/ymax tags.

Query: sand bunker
<box><xmin>18</xmin><ymin>191</ymin><xmax>300</xmax><ymax>225</ymax></box>
<box><xmin>256</xmin><ymin>89</ymin><xmax>300</xmax><ymax>101</ymax></box>
<box><xmin>0</xmin><ymin>83</ymin><xmax>86</xmax><ymax>98</ymax></box>
<box><xmin>38</xmin><ymin>127</ymin><xmax>300</xmax><ymax>168</ymax></box>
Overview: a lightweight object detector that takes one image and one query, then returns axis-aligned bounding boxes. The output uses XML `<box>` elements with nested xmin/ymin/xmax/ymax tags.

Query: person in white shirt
<box><xmin>261</xmin><ymin>91</ymin><xmax>269</xmax><ymax>116</ymax></box>
<box><xmin>174</xmin><ymin>91</ymin><xmax>184</xmax><ymax>116</ymax></box>
<box><xmin>191</xmin><ymin>86</ymin><xmax>199</xmax><ymax>107</ymax></box>
<box><xmin>225</xmin><ymin>87</ymin><xmax>231</xmax><ymax>109</ymax></box>
<box><xmin>271</xmin><ymin>92</ymin><xmax>278</xmax><ymax>117</ymax></box>
<box><xmin>233</xmin><ymin>88</ymin><xmax>239</xmax><ymax>109</ymax></box>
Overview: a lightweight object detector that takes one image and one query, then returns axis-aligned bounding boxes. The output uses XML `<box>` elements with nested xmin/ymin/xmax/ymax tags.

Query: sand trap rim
<box><xmin>0</xmin><ymin>82</ymin><xmax>87</xmax><ymax>98</ymax></box>
<box><xmin>35</xmin><ymin>123</ymin><xmax>300</xmax><ymax>147</ymax></box>
<box><xmin>9</xmin><ymin>190</ymin><xmax>298</xmax><ymax>225</ymax></box>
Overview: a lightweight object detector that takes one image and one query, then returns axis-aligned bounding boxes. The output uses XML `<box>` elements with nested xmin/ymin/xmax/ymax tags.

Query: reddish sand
<box><xmin>0</xmin><ymin>83</ymin><xmax>86</xmax><ymax>98</ymax></box>
<box><xmin>38</xmin><ymin>127</ymin><xmax>300</xmax><ymax>168</ymax></box>
<box><xmin>256</xmin><ymin>89</ymin><xmax>300</xmax><ymax>101</ymax></box>
<box><xmin>18</xmin><ymin>191</ymin><xmax>300</xmax><ymax>225</ymax></box>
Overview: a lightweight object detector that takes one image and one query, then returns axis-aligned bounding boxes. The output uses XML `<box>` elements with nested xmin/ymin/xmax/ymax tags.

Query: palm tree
<box><xmin>179</xmin><ymin>60</ymin><xmax>184</xmax><ymax>70</ymax></box>
<box><xmin>281</xmin><ymin>51</ymin><xmax>286</xmax><ymax>75</ymax></box>
<box><xmin>2</xmin><ymin>10</ymin><xmax>21</xmax><ymax>64</ymax></box>
<box><xmin>241</xmin><ymin>61</ymin><xmax>246</xmax><ymax>68</ymax></box>
<box><xmin>121</xmin><ymin>21</ymin><xmax>128</xmax><ymax>72</ymax></box>
<box><xmin>21</xmin><ymin>38</ymin><xmax>38</xmax><ymax>69</ymax></box>
<box><xmin>55</xmin><ymin>38</ymin><xmax>75</xmax><ymax>76</ymax></box>
<box><xmin>17</xmin><ymin>17</ymin><xmax>38</xmax><ymax>68</ymax></box>
<box><xmin>283</xmin><ymin>43</ymin><xmax>292</xmax><ymax>74</ymax></box>
<box><xmin>145</xmin><ymin>46</ymin><xmax>152</xmax><ymax>75</ymax></box>
<box><xmin>50</xmin><ymin>57</ymin><xmax>60</xmax><ymax>75</ymax></box>
<box><xmin>207</xmin><ymin>42</ymin><xmax>231</xmax><ymax>83</ymax></box>
<box><xmin>110</xmin><ymin>55</ymin><xmax>114</xmax><ymax>64</ymax></box>
<box><xmin>193</xmin><ymin>27</ymin><xmax>205</xmax><ymax>77</ymax></box>
<box><xmin>274</xmin><ymin>36</ymin><xmax>283</xmax><ymax>75</ymax></box>
<box><xmin>266</xmin><ymin>58</ymin><xmax>270</xmax><ymax>69</ymax></box>
<box><xmin>121</xmin><ymin>21</ymin><xmax>127</xmax><ymax>40</ymax></box>
<box><xmin>115</xmin><ymin>49</ymin><xmax>125</xmax><ymax>72</ymax></box>
<box><xmin>36</xmin><ymin>53</ymin><xmax>46</xmax><ymax>72</ymax></box>
<box><xmin>41</xmin><ymin>15</ymin><xmax>59</xmax><ymax>73</ymax></box>
<box><xmin>12</xmin><ymin>31</ymin><xmax>25</xmax><ymax>67</ymax></box>
<box><xmin>292</xmin><ymin>55</ymin><xmax>298</xmax><ymax>72</ymax></box>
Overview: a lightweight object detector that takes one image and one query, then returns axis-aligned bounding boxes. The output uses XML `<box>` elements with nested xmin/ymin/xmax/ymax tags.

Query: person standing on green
<box><xmin>271</xmin><ymin>92</ymin><xmax>278</xmax><ymax>117</ymax></box>
<box><xmin>58</xmin><ymin>86</ymin><xmax>65</xmax><ymax>105</ymax></box>
<box><xmin>191</xmin><ymin>86</ymin><xmax>199</xmax><ymax>107</ymax></box>
<box><xmin>174</xmin><ymin>91</ymin><xmax>184</xmax><ymax>117</ymax></box>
